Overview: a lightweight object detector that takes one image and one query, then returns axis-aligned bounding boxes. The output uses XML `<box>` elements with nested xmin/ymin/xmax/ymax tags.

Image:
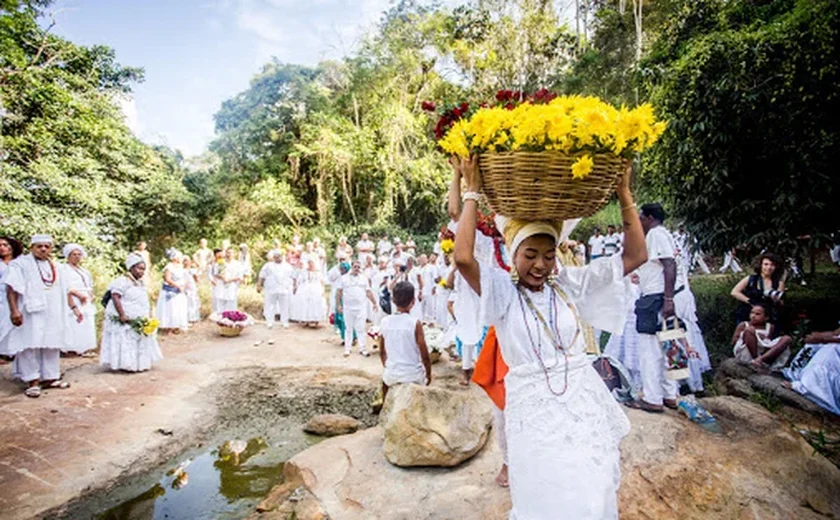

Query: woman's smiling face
<box><xmin>514</xmin><ymin>234</ymin><xmax>557</xmax><ymax>290</ymax></box>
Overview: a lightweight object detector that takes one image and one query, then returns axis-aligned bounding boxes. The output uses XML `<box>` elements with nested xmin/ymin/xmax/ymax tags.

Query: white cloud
<box><xmin>116</xmin><ymin>94</ymin><xmax>141</xmax><ymax>135</ymax></box>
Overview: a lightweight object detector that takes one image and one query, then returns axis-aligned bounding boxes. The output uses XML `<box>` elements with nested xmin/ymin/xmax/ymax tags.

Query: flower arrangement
<box><xmin>212</xmin><ymin>310</ymin><xmax>254</xmax><ymax>328</ymax></box>
<box><xmin>440</xmin><ymin>239</ymin><xmax>455</xmax><ymax>255</ymax></box>
<box><xmin>112</xmin><ymin>316</ymin><xmax>159</xmax><ymax>336</ymax></box>
<box><xmin>427</xmin><ymin>90</ymin><xmax>666</xmax><ymax>179</ymax></box>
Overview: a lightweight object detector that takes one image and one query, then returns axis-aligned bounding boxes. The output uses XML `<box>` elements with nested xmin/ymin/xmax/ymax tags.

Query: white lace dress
<box><xmin>100</xmin><ymin>276</ymin><xmax>163</xmax><ymax>372</ymax></box>
<box><xmin>155</xmin><ymin>264</ymin><xmax>189</xmax><ymax>330</ymax></box>
<box><xmin>291</xmin><ymin>270</ymin><xmax>326</xmax><ymax>323</ymax></box>
<box><xmin>477</xmin><ymin>255</ymin><xmax>629</xmax><ymax>520</ymax></box>
<box><xmin>60</xmin><ymin>263</ymin><xmax>97</xmax><ymax>353</ymax></box>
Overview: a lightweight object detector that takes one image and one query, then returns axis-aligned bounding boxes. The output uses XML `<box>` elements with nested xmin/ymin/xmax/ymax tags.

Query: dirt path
<box><xmin>0</xmin><ymin>321</ymin><xmax>385</xmax><ymax>520</ymax></box>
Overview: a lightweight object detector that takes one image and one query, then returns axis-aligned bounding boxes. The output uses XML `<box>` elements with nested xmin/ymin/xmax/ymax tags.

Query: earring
<box><xmin>510</xmin><ymin>269</ymin><xmax>519</xmax><ymax>284</ymax></box>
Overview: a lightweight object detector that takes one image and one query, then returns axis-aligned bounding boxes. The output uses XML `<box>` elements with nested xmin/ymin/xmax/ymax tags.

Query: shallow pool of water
<box><xmin>95</xmin><ymin>434</ymin><xmax>320</xmax><ymax>520</ymax></box>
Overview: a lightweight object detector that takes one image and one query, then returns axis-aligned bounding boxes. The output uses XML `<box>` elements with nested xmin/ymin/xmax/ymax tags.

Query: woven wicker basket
<box><xmin>479</xmin><ymin>151</ymin><xmax>625</xmax><ymax>221</ymax></box>
<box><xmin>219</xmin><ymin>325</ymin><xmax>243</xmax><ymax>337</ymax></box>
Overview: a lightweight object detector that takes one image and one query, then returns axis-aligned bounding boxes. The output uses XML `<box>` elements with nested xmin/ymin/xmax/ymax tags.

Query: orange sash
<box><xmin>471</xmin><ymin>326</ymin><xmax>508</xmax><ymax>409</ymax></box>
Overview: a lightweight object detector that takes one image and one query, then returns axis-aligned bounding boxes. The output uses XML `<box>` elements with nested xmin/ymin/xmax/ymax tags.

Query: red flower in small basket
<box><xmin>222</xmin><ymin>310</ymin><xmax>248</xmax><ymax>322</ymax></box>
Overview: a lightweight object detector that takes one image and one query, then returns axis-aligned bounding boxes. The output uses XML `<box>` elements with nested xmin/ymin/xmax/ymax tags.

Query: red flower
<box><xmin>421</xmin><ymin>101</ymin><xmax>436</xmax><ymax>112</ymax></box>
<box><xmin>504</xmin><ymin>102</ymin><xmax>516</xmax><ymax>110</ymax></box>
<box><xmin>496</xmin><ymin>90</ymin><xmax>507</xmax><ymax>102</ymax></box>
<box><xmin>512</xmin><ymin>91</ymin><xmax>521</xmax><ymax>101</ymax></box>
<box><xmin>460</xmin><ymin>102</ymin><xmax>469</xmax><ymax>112</ymax></box>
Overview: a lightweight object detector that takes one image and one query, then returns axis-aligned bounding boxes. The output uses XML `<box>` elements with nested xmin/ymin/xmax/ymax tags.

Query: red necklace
<box><xmin>37</xmin><ymin>258</ymin><xmax>57</xmax><ymax>287</ymax></box>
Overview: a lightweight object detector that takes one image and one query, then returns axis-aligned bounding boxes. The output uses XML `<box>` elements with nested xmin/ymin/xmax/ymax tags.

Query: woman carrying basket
<box><xmin>452</xmin><ymin>156</ymin><xmax>647</xmax><ymax>519</ymax></box>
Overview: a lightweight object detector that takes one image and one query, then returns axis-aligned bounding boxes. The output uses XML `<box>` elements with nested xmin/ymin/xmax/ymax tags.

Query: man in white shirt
<box><xmin>337</xmin><ymin>260</ymin><xmax>377</xmax><ymax>357</ymax></box>
<box><xmin>377</xmin><ymin>235</ymin><xmax>393</xmax><ymax>257</ymax></box>
<box><xmin>356</xmin><ymin>233</ymin><xmax>375</xmax><ymax>264</ymax></box>
<box><xmin>630</xmin><ymin>203</ymin><xmax>682</xmax><ymax>413</ymax></box>
<box><xmin>603</xmin><ymin>225</ymin><xmax>620</xmax><ymax>257</ymax></box>
<box><xmin>391</xmin><ymin>244</ymin><xmax>408</xmax><ymax>268</ymax></box>
<box><xmin>192</xmin><ymin>238</ymin><xmax>214</xmax><ymax>274</ymax></box>
<box><xmin>588</xmin><ymin>228</ymin><xmax>605</xmax><ymax>262</ymax></box>
<box><xmin>257</xmin><ymin>250</ymin><xmax>295</xmax><ymax>328</ymax></box>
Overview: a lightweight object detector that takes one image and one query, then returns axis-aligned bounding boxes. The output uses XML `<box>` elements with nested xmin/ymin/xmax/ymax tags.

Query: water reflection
<box><xmin>98</xmin><ymin>437</ymin><xmax>286</xmax><ymax>520</ymax></box>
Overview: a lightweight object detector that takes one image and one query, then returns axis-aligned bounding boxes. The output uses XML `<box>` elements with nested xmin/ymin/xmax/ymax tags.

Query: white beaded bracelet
<box><xmin>462</xmin><ymin>191</ymin><xmax>481</xmax><ymax>203</ymax></box>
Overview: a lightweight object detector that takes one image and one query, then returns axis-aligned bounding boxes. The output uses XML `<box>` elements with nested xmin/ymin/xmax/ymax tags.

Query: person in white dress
<box><xmin>390</xmin><ymin>256</ymin><xmax>423</xmax><ymax>321</ymax></box>
<box><xmin>0</xmin><ymin>236</ymin><xmax>24</xmax><ymax>363</ymax></box>
<box><xmin>192</xmin><ymin>238</ymin><xmax>214</xmax><ymax>275</ymax></box>
<box><xmin>211</xmin><ymin>248</ymin><xmax>242</xmax><ymax>313</ymax></box>
<box><xmin>379</xmin><ymin>281</ymin><xmax>432</xmax><ymax>400</ymax></box>
<box><xmin>405</xmin><ymin>236</ymin><xmax>417</xmax><ymax>257</ymax></box>
<box><xmin>335</xmin><ymin>236</ymin><xmax>354</xmax><ymax>263</ymax></box>
<box><xmin>628</xmin><ymin>203</ymin><xmax>699</xmax><ymax>413</ymax></box>
<box><xmin>60</xmin><ymin>244</ymin><xmax>97</xmax><ymax>355</ymax></box>
<box><xmin>100</xmin><ymin>253</ymin><xmax>163</xmax><ymax>372</ymax></box>
<box><xmin>370</xmin><ymin>256</ymin><xmax>394</xmax><ymax>326</ymax></box>
<box><xmin>257</xmin><ymin>250</ymin><xmax>295</xmax><ymax>329</ymax></box>
<box><xmin>434</xmin><ymin>255</ymin><xmax>455</xmax><ymax>330</ymax></box>
<box><xmin>604</xmin><ymin>273</ymin><xmax>643</xmax><ymax>390</ymax></box>
<box><xmin>732</xmin><ymin>303</ymin><xmax>793</xmax><ymax>370</ymax></box>
<box><xmin>783</xmin><ymin>327</ymin><xmax>840</xmax><ymax>415</ymax></box>
<box><xmin>452</xmin><ymin>157</ymin><xmax>648</xmax><ymax>520</ymax></box>
<box><xmin>156</xmin><ymin>249</ymin><xmax>189</xmax><ymax>333</ymax></box>
<box><xmin>312</xmin><ymin>237</ymin><xmax>328</xmax><ymax>277</ymax></box>
<box><xmin>337</xmin><ymin>260</ymin><xmax>377</xmax><ymax>357</ymax></box>
<box><xmin>5</xmin><ymin>235</ymin><xmax>71</xmax><ymax>397</ymax></box>
<box><xmin>418</xmin><ymin>254</ymin><xmax>437</xmax><ymax>323</ymax></box>
<box><xmin>181</xmin><ymin>256</ymin><xmax>201</xmax><ymax>323</ymax></box>
<box><xmin>292</xmin><ymin>259</ymin><xmax>326</xmax><ymax>327</ymax></box>
<box><xmin>356</xmin><ymin>233</ymin><xmax>375</xmax><ymax>265</ymax></box>
<box><xmin>237</xmin><ymin>243</ymin><xmax>253</xmax><ymax>285</ymax></box>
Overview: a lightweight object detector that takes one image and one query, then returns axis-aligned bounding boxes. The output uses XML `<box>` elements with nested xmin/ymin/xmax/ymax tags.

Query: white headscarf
<box><xmin>165</xmin><ymin>248</ymin><xmax>182</xmax><ymax>261</ymax></box>
<box><xmin>62</xmin><ymin>243</ymin><xmax>86</xmax><ymax>259</ymax></box>
<box><xmin>125</xmin><ymin>253</ymin><xmax>144</xmax><ymax>270</ymax></box>
<box><xmin>30</xmin><ymin>234</ymin><xmax>53</xmax><ymax>246</ymax></box>
<box><xmin>494</xmin><ymin>216</ymin><xmax>580</xmax><ymax>255</ymax></box>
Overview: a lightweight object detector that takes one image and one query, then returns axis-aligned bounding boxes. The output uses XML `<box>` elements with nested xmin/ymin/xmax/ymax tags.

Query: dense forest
<box><xmin>1</xmin><ymin>0</ymin><xmax>838</xmax><ymax>270</ymax></box>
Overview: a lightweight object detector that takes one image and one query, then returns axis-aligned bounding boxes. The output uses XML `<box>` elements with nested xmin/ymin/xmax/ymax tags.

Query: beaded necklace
<box><xmin>37</xmin><ymin>258</ymin><xmax>57</xmax><ymax>288</ymax></box>
<box><xmin>70</xmin><ymin>264</ymin><xmax>91</xmax><ymax>288</ymax></box>
<box><xmin>516</xmin><ymin>280</ymin><xmax>581</xmax><ymax>396</ymax></box>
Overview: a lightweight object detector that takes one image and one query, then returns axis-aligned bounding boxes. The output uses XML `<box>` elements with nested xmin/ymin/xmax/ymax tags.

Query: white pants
<box><xmin>264</xmin><ymin>292</ymin><xmax>290</xmax><ymax>327</ymax></box>
<box><xmin>461</xmin><ymin>342</ymin><xmax>477</xmax><ymax>371</ymax></box>
<box><xmin>493</xmin><ymin>405</ymin><xmax>507</xmax><ymax>465</ymax></box>
<box><xmin>638</xmin><ymin>333</ymin><xmax>679</xmax><ymax>406</ymax></box>
<box><xmin>719</xmin><ymin>252</ymin><xmax>742</xmax><ymax>273</ymax></box>
<box><xmin>344</xmin><ymin>307</ymin><xmax>367</xmax><ymax>354</ymax></box>
<box><xmin>422</xmin><ymin>293</ymin><xmax>435</xmax><ymax>322</ymax></box>
<box><xmin>692</xmin><ymin>253</ymin><xmax>711</xmax><ymax>274</ymax></box>
<box><xmin>13</xmin><ymin>348</ymin><xmax>61</xmax><ymax>383</ymax></box>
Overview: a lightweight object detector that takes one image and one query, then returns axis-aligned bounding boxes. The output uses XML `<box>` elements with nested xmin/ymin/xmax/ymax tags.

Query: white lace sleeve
<box><xmin>556</xmin><ymin>254</ymin><xmax>626</xmax><ymax>334</ymax></box>
<box><xmin>474</xmin><ymin>263</ymin><xmax>515</xmax><ymax>327</ymax></box>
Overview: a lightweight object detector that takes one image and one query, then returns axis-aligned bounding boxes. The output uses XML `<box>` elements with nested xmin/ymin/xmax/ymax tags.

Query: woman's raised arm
<box><xmin>452</xmin><ymin>156</ymin><xmax>481</xmax><ymax>295</ymax></box>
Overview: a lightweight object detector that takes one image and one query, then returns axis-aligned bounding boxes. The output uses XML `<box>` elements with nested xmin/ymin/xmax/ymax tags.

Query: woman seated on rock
<box><xmin>732</xmin><ymin>303</ymin><xmax>793</xmax><ymax>370</ymax></box>
<box><xmin>378</xmin><ymin>281</ymin><xmax>432</xmax><ymax>402</ymax></box>
<box><xmin>452</xmin><ymin>157</ymin><xmax>647</xmax><ymax>519</ymax></box>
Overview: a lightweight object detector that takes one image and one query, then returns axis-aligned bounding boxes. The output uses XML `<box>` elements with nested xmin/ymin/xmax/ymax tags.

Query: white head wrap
<box><xmin>62</xmin><ymin>243</ymin><xmax>86</xmax><ymax>258</ymax></box>
<box><xmin>30</xmin><ymin>234</ymin><xmax>53</xmax><ymax>246</ymax></box>
<box><xmin>165</xmin><ymin>248</ymin><xmax>182</xmax><ymax>260</ymax></box>
<box><xmin>493</xmin><ymin>215</ymin><xmax>558</xmax><ymax>256</ymax></box>
<box><xmin>269</xmin><ymin>249</ymin><xmax>282</xmax><ymax>260</ymax></box>
<box><xmin>125</xmin><ymin>253</ymin><xmax>144</xmax><ymax>270</ymax></box>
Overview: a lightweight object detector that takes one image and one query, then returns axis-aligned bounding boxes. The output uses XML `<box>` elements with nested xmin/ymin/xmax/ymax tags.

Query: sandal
<box><xmin>624</xmin><ymin>400</ymin><xmax>664</xmax><ymax>413</ymax></box>
<box><xmin>663</xmin><ymin>399</ymin><xmax>679</xmax><ymax>410</ymax></box>
<box><xmin>25</xmin><ymin>386</ymin><xmax>41</xmax><ymax>398</ymax></box>
<box><xmin>46</xmin><ymin>380</ymin><xmax>70</xmax><ymax>389</ymax></box>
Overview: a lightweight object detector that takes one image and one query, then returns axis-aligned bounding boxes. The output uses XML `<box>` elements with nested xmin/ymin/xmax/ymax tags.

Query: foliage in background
<box><xmin>641</xmin><ymin>0</ymin><xmax>840</xmax><ymax>257</ymax></box>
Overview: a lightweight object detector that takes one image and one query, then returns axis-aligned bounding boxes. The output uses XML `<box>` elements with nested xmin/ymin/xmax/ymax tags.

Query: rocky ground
<box><xmin>1</xmin><ymin>319</ymin><xmax>839</xmax><ymax>520</ymax></box>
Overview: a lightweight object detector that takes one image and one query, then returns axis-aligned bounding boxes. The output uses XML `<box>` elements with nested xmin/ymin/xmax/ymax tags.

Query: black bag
<box><xmin>379</xmin><ymin>286</ymin><xmax>392</xmax><ymax>315</ymax></box>
<box><xmin>100</xmin><ymin>289</ymin><xmax>112</xmax><ymax>308</ymax></box>
<box><xmin>635</xmin><ymin>293</ymin><xmax>664</xmax><ymax>334</ymax></box>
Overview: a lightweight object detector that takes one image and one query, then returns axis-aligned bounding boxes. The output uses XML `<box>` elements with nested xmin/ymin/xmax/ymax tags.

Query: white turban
<box><xmin>268</xmin><ymin>249</ymin><xmax>282</xmax><ymax>260</ymax></box>
<box><xmin>165</xmin><ymin>248</ymin><xmax>182</xmax><ymax>260</ymax></box>
<box><xmin>62</xmin><ymin>243</ymin><xmax>86</xmax><ymax>259</ymax></box>
<box><xmin>494</xmin><ymin>215</ymin><xmax>559</xmax><ymax>256</ymax></box>
<box><xmin>125</xmin><ymin>253</ymin><xmax>144</xmax><ymax>270</ymax></box>
<box><xmin>30</xmin><ymin>234</ymin><xmax>53</xmax><ymax>245</ymax></box>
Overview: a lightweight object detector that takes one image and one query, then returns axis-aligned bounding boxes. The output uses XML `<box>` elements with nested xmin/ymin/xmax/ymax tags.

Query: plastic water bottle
<box><xmin>678</xmin><ymin>395</ymin><xmax>722</xmax><ymax>434</ymax></box>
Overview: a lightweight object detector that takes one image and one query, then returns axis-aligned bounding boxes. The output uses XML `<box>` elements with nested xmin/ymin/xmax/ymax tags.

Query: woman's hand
<box><xmin>74</xmin><ymin>308</ymin><xmax>84</xmax><ymax>323</ymax></box>
<box><xmin>460</xmin><ymin>155</ymin><xmax>481</xmax><ymax>192</ymax></box>
<box><xmin>617</xmin><ymin>160</ymin><xmax>632</xmax><ymax>195</ymax></box>
<box><xmin>119</xmin><ymin>313</ymin><xmax>130</xmax><ymax>324</ymax></box>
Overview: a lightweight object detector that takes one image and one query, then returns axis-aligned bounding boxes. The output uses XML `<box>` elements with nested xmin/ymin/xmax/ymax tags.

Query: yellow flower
<box><xmin>143</xmin><ymin>318</ymin><xmax>160</xmax><ymax>336</ymax></box>
<box><xmin>571</xmin><ymin>155</ymin><xmax>594</xmax><ymax>180</ymax></box>
<box><xmin>440</xmin><ymin>239</ymin><xmax>455</xmax><ymax>255</ymax></box>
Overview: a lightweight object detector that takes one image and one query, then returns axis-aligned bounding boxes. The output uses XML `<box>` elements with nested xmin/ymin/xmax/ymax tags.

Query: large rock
<box><xmin>380</xmin><ymin>383</ymin><xmax>492</xmax><ymax>467</ymax></box>
<box><xmin>304</xmin><ymin>413</ymin><xmax>361</xmax><ymax>436</ymax></box>
<box><xmin>261</xmin><ymin>395</ymin><xmax>840</xmax><ymax>520</ymax></box>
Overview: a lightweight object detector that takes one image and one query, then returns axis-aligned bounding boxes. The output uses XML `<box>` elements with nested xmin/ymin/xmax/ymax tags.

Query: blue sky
<box><xmin>46</xmin><ymin>0</ymin><xmax>404</xmax><ymax>156</ymax></box>
<box><xmin>45</xmin><ymin>0</ymin><xmax>575</xmax><ymax>157</ymax></box>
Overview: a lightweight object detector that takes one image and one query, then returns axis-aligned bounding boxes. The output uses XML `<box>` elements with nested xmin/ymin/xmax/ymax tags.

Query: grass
<box><xmin>749</xmin><ymin>390</ymin><xmax>783</xmax><ymax>414</ymax></box>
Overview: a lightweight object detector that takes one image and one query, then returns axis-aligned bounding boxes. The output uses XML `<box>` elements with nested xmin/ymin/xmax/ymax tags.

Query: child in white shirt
<box><xmin>378</xmin><ymin>281</ymin><xmax>432</xmax><ymax>401</ymax></box>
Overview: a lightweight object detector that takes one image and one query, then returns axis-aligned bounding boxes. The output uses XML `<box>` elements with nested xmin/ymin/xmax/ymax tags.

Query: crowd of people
<box><xmin>1</xmin><ymin>161</ymin><xmax>838</xmax><ymax>518</ymax></box>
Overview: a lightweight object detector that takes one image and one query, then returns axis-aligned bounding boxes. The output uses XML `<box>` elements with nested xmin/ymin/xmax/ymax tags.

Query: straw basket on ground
<box><xmin>219</xmin><ymin>325</ymin><xmax>243</xmax><ymax>337</ymax></box>
<box><xmin>478</xmin><ymin>151</ymin><xmax>626</xmax><ymax>221</ymax></box>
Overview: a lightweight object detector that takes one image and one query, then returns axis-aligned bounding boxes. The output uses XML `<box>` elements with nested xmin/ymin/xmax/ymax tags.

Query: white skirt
<box><xmin>186</xmin><ymin>290</ymin><xmax>201</xmax><ymax>322</ymax></box>
<box><xmin>291</xmin><ymin>282</ymin><xmax>326</xmax><ymax>323</ymax></box>
<box><xmin>156</xmin><ymin>291</ymin><xmax>188</xmax><ymax>329</ymax></box>
<box><xmin>63</xmin><ymin>306</ymin><xmax>97</xmax><ymax>353</ymax></box>
<box><xmin>100</xmin><ymin>319</ymin><xmax>163</xmax><ymax>372</ymax></box>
